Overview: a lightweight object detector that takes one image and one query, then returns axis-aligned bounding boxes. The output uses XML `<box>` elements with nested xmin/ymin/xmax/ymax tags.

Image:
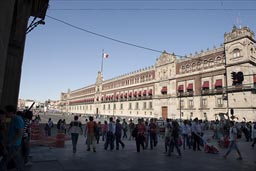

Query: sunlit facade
<box><xmin>60</xmin><ymin>26</ymin><xmax>256</xmax><ymax>121</ymax></box>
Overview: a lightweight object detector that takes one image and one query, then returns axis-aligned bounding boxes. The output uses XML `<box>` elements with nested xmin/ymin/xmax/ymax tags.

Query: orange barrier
<box><xmin>55</xmin><ymin>133</ymin><xmax>65</xmax><ymax>148</ymax></box>
<box><xmin>31</xmin><ymin>124</ymin><xmax>40</xmax><ymax>140</ymax></box>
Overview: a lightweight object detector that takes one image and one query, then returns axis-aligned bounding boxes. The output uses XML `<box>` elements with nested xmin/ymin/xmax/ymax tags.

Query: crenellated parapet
<box><xmin>224</xmin><ymin>26</ymin><xmax>255</xmax><ymax>44</ymax></box>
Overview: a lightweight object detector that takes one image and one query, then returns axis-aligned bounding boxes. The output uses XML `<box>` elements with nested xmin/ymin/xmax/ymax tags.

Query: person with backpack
<box><xmin>68</xmin><ymin>116</ymin><xmax>83</xmax><ymax>153</ymax></box>
<box><xmin>223</xmin><ymin>121</ymin><xmax>243</xmax><ymax>160</ymax></box>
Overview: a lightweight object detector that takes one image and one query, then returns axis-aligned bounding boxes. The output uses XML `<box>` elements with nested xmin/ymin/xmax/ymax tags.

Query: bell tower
<box><xmin>224</xmin><ymin>26</ymin><xmax>256</xmax><ymax>121</ymax></box>
<box><xmin>224</xmin><ymin>26</ymin><xmax>256</xmax><ymax>87</ymax></box>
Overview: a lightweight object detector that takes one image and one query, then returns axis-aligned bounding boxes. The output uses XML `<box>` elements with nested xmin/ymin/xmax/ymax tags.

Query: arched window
<box><xmin>209</xmin><ymin>58</ymin><xmax>214</xmax><ymax>66</ymax></box>
<box><xmin>233</xmin><ymin>48</ymin><xmax>240</xmax><ymax>58</ymax></box>
<box><xmin>192</xmin><ymin>63</ymin><xmax>196</xmax><ymax>70</ymax></box>
<box><xmin>186</xmin><ymin>64</ymin><xmax>190</xmax><ymax>71</ymax></box>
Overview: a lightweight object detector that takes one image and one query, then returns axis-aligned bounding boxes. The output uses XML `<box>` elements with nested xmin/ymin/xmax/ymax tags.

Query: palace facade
<box><xmin>60</xmin><ymin>26</ymin><xmax>256</xmax><ymax>122</ymax></box>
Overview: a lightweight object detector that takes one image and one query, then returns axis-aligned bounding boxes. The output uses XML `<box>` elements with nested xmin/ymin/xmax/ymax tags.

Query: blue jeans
<box><xmin>71</xmin><ymin>133</ymin><xmax>79</xmax><ymax>150</ymax></box>
<box><xmin>225</xmin><ymin>140</ymin><xmax>241</xmax><ymax>156</ymax></box>
<box><xmin>182</xmin><ymin>134</ymin><xmax>191</xmax><ymax>149</ymax></box>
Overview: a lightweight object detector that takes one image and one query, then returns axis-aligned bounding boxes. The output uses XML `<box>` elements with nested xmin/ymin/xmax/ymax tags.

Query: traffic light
<box><xmin>236</xmin><ymin>71</ymin><xmax>244</xmax><ymax>85</ymax></box>
<box><xmin>231</xmin><ymin>72</ymin><xmax>237</xmax><ymax>85</ymax></box>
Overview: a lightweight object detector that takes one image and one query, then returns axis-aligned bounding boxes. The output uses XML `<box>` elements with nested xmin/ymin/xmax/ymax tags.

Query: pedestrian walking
<box><xmin>251</xmin><ymin>122</ymin><xmax>256</xmax><ymax>148</ymax></box>
<box><xmin>191</xmin><ymin>118</ymin><xmax>201</xmax><ymax>151</ymax></box>
<box><xmin>128</xmin><ymin>119</ymin><xmax>135</xmax><ymax>140</ymax></box>
<box><xmin>149</xmin><ymin>118</ymin><xmax>157</xmax><ymax>150</ymax></box>
<box><xmin>181</xmin><ymin>120</ymin><xmax>191</xmax><ymax>150</ymax></box>
<box><xmin>86</xmin><ymin>116</ymin><xmax>97</xmax><ymax>152</ymax></box>
<box><xmin>168</xmin><ymin>121</ymin><xmax>182</xmax><ymax>158</ymax></box>
<box><xmin>122</xmin><ymin>119</ymin><xmax>128</xmax><ymax>140</ymax></box>
<box><xmin>68</xmin><ymin>115</ymin><xmax>83</xmax><ymax>153</ymax></box>
<box><xmin>115</xmin><ymin>119</ymin><xmax>125</xmax><ymax>150</ymax></box>
<box><xmin>101</xmin><ymin>121</ymin><xmax>108</xmax><ymax>141</ymax></box>
<box><xmin>104</xmin><ymin>117</ymin><xmax>115</xmax><ymax>151</ymax></box>
<box><xmin>47</xmin><ymin>118</ymin><xmax>54</xmax><ymax>136</ymax></box>
<box><xmin>223</xmin><ymin>121</ymin><xmax>243</xmax><ymax>160</ymax></box>
<box><xmin>135</xmin><ymin>118</ymin><xmax>146</xmax><ymax>152</ymax></box>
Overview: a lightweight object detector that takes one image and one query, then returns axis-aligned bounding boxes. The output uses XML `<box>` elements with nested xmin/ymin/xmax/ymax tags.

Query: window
<box><xmin>135</xmin><ymin>102</ymin><xmax>139</xmax><ymax>110</ymax></box>
<box><xmin>188</xmin><ymin>100</ymin><xmax>194</xmax><ymax>108</ymax></box>
<box><xmin>217</xmin><ymin>98</ymin><xmax>223</xmax><ymax>107</ymax></box>
<box><xmin>143</xmin><ymin>102</ymin><xmax>147</xmax><ymax>109</ymax></box>
<box><xmin>103</xmin><ymin>104</ymin><xmax>105</xmax><ymax>110</ymax></box>
<box><xmin>113</xmin><ymin>104</ymin><xmax>116</xmax><ymax>110</ymax></box>
<box><xmin>129</xmin><ymin>103</ymin><xmax>132</xmax><ymax>110</ymax></box>
<box><xmin>233</xmin><ymin>48</ymin><xmax>240</xmax><ymax>58</ymax></box>
<box><xmin>202</xmin><ymin>99</ymin><xmax>207</xmax><ymax>107</ymax></box>
<box><xmin>108</xmin><ymin>104</ymin><xmax>110</xmax><ymax>110</ymax></box>
<box><xmin>181</xmin><ymin>100</ymin><xmax>184</xmax><ymax>108</ymax></box>
<box><xmin>149</xmin><ymin>102</ymin><xmax>153</xmax><ymax>109</ymax></box>
<box><xmin>120</xmin><ymin>103</ymin><xmax>123</xmax><ymax>110</ymax></box>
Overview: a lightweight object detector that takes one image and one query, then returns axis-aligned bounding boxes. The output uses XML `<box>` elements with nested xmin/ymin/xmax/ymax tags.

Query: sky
<box><xmin>19</xmin><ymin>0</ymin><xmax>256</xmax><ymax>102</ymax></box>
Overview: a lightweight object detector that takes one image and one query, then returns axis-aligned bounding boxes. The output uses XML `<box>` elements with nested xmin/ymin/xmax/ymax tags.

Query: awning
<box><xmin>143</xmin><ymin>90</ymin><xmax>147</xmax><ymax>96</ymax></box>
<box><xmin>148</xmin><ymin>89</ymin><xmax>153</xmax><ymax>95</ymax></box>
<box><xmin>178</xmin><ymin>85</ymin><xmax>184</xmax><ymax>91</ymax></box>
<box><xmin>187</xmin><ymin>83</ymin><xmax>193</xmax><ymax>90</ymax></box>
<box><xmin>215</xmin><ymin>79</ymin><xmax>223</xmax><ymax>87</ymax></box>
<box><xmin>254</xmin><ymin>75</ymin><xmax>256</xmax><ymax>83</ymax></box>
<box><xmin>161</xmin><ymin>86</ymin><xmax>167</xmax><ymax>93</ymax></box>
<box><xmin>202</xmin><ymin>81</ymin><xmax>209</xmax><ymax>88</ymax></box>
<box><xmin>129</xmin><ymin>92</ymin><xmax>132</xmax><ymax>97</ymax></box>
<box><xmin>133</xmin><ymin>91</ymin><xmax>137</xmax><ymax>97</ymax></box>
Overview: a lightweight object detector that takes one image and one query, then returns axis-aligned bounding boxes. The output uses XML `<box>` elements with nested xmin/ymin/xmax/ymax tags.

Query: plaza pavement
<box><xmin>26</xmin><ymin>133</ymin><xmax>256</xmax><ymax>171</ymax></box>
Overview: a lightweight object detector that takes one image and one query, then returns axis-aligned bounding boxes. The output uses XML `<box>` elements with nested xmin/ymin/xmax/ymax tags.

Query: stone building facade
<box><xmin>60</xmin><ymin>26</ymin><xmax>256</xmax><ymax>121</ymax></box>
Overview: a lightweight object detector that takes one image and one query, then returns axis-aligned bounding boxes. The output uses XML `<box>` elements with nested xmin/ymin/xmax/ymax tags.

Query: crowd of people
<box><xmin>0</xmin><ymin>105</ymin><xmax>33</xmax><ymax>171</ymax></box>
<box><xmin>0</xmin><ymin>105</ymin><xmax>256</xmax><ymax>170</ymax></box>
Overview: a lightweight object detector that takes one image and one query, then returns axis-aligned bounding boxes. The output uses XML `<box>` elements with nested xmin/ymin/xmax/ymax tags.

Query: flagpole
<box><xmin>101</xmin><ymin>49</ymin><xmax>104</xmax><ymax>73</ymax></box>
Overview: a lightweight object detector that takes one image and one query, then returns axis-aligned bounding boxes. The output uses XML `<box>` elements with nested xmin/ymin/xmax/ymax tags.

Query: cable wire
<box><xmin>48</xmin><ymin>8</ymin><xmax>256</xmax><ymax>11</ymax></box>
<box><xmin>50</xmin><ymin>0</ymin><xmax>256</xmax><ymax>2</ymax></box>
<box><xmin>46</xmin><ymin>15</ymin><xmax>185</xmax><ymax>57</ymax></box>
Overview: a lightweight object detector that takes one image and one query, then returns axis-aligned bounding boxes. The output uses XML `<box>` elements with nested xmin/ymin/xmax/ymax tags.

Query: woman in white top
<box><xmin>68</xmin><ymin>115</ymin><xmax>83</xmax><ymax>153</ymax></box>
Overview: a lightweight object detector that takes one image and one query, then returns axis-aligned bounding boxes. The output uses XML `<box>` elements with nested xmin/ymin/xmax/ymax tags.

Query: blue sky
<box><xmin>19</xmin><ymin>0</ymin><xmax>256</xmax><ymax>102</ymax></box>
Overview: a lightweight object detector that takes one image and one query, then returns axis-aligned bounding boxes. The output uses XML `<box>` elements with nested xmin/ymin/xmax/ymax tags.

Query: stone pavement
<box><xmin>25</xmin><ymin>133</ymin><xmax>256</xmax><ymax>171</ymax></box>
